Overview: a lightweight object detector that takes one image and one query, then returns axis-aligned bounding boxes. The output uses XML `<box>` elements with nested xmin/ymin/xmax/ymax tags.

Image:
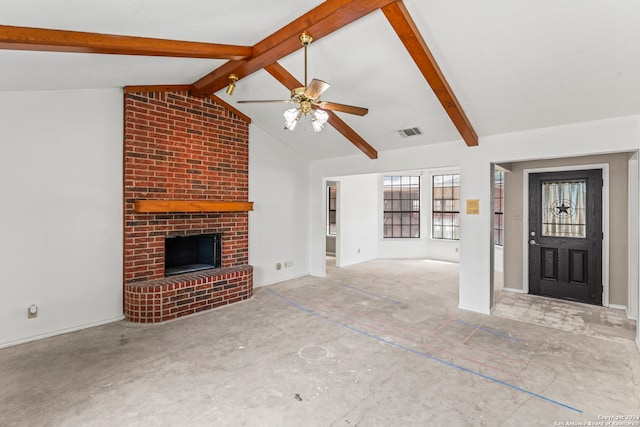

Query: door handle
<box><xmin>529</xmin><ymin>239</ymin><xmax>540</xmax><ymax>246</ymax></box>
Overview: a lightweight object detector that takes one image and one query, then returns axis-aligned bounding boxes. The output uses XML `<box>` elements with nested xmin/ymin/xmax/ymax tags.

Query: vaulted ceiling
<box><xmin>2</xmin><ymin>0</ymin><xmax>640</xmax><ymax>160</ymax></box>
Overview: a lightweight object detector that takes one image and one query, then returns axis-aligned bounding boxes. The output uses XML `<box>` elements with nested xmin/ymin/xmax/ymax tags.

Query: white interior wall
<box><xmin>334</xmin><ymin>174</ymin><xmax>378</xmax><ymax>267</ymax></box>
<box><xmin>494</xmin><ymin>246</ymin><xmax>504</xmax><ymax>274</ymax></box>
<box><xmin>248</xmin><ymin>125</ymin><xmax>310</xmax><ymax>286</ymax></box>
<box><xmin>309</xmin><ymin>116</ymin><xmax>640</xmax><ymax>318</ymax></box>
<box><xmin>0</xmin><ymin>89</ymin><xmax>124</xmax><ymax>348</ymax></box>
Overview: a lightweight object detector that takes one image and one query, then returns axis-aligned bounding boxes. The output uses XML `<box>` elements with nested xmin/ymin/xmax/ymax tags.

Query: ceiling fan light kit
<box><xmin>238</xmin><ymin>31</ymin><xmax>368</xmax><ymax>133</ymax></box>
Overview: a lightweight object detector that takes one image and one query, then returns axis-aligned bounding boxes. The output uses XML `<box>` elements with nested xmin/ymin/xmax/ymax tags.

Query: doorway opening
<box><xmin>528</xmin><ymin>169</ymin><xmax>603</xmax><ymax>305</ymax></box>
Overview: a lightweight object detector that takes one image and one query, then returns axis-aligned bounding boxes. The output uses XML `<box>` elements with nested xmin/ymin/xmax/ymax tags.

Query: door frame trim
<box><xmin>522</xmin><ymin>163</ymin><xmax>610</xmax><ymax>306</ymax></box>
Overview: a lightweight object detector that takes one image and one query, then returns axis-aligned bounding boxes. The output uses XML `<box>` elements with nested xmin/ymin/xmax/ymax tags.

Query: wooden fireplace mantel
<box><xmin>134</xmin><ymin>199</ymin><xmax>254</xmax><ymax>213</ymax></box>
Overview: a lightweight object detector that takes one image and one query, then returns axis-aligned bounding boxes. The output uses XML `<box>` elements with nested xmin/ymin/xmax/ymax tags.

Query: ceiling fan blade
<box><xmin>237</xmin><ymin>99</ymin><xmax>295</xmax><ymax>104</ymax></box>
<box><xmin>304</xmin><ymin>78</ymin><xmax>330</xmax><ymax>99</ymax></box>
<box><xmin>316</xmin><ymin>101</ymin><xmax>368</xmax><ymax>116</ymax></box>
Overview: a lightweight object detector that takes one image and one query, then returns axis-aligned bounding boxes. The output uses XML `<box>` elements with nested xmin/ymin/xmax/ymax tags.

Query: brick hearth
<box><xmin>123</xmin><ymin>90</ymin><xmax>252</xmax><ymax>323</ymax></box>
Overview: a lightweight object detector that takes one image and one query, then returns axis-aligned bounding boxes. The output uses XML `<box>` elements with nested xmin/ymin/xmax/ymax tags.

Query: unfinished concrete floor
<box><xmin>1</xmin><ymin>258</ymin><xmax>639</xmax><ymax>426</ymax></box>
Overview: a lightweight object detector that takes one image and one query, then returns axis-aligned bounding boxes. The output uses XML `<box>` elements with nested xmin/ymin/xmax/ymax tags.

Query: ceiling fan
<box><xmin>237</xmin><ymin>31</ymin><xmax>368</xmax><ymax>132</ymax></box>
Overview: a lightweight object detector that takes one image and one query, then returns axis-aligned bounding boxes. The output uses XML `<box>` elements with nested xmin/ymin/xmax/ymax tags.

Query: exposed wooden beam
<box><xmin>382</xmin><ymin>1</ymin><xmax>478</xmax><ymax>147</ymax></box>
<box><xmin>265</xmin><ymin>63</ymin><xmax>377</xmax><ymax>159</ymax></box>
<box><xmin>192</xmin><ymin>0</ymin><xmax>397</xmax><ymax>96</ymax></box>
<box><xmin>325</xmin><ymin>113</ymin><xmax>378</xmax><ymax>159</ymax></box>
<box><xmin>0</xmin><ymin>25</ymin><xmax>252</xmax><ymax>60</ymax></box>
<box><xmin>264</xmin><ymin>62</ymin><xmax>304</xmax><ymax>92</ymax></box>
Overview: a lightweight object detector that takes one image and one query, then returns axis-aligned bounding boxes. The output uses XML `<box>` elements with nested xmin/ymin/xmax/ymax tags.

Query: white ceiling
<box><xmin>2</xmin><ymin>0</ymin><xmax>640</xmax><ymax>160</ymax></box>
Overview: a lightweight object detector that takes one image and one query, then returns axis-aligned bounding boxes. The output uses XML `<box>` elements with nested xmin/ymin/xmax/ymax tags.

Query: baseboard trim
<box><xmin>458</xmin><ymin>303</ymin><xmax>491</xmax><ymax>315</ymax></box>
<box><xmin>254</xmin><ymin>273</ymin><xmax>310</xmax><ymax>288</ymax></box>
<box><xmin>0</xmin><ymin>315</ymin><xmax>125</xmax><ymax>349</ymax></box>
<box><xmin>501</xmin><ymin>287</ymin><xmax>527</xmax><ymax>294</ymax></box>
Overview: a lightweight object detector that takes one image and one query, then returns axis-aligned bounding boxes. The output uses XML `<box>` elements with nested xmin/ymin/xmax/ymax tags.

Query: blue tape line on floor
<box><xmin>267</xmin><ymin>288</ymin><xmax>581</xmax><ymax>414</ymax></box>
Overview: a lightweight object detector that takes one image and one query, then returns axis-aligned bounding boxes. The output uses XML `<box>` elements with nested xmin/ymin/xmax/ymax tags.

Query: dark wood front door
<box><xmin>528</xmin><ymin>169</ymin><xmax>603</xmax><ymax>305</ymax></box>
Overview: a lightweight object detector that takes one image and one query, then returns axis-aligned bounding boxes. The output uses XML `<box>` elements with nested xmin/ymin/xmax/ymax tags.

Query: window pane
<box><xmin>433</xmin><ymin>212</ymin><xmax>442</xmax><ymax>225</ymax></box>
<box><xmin>383</xmin><ymin>175</ymin><xmax>421</xmax><ymax>238</ymax></box>
<box><xmin>494</xmin><ymin>170</ymin><xmax>505</xmax><ymax>246</ymax></box>
<box><xmin>453</xmin><ymin>186</ymin><xmax>460</xmax><ymax>200</ymax></box>
<box><xmin>327</xmin><ymin>185</ymin><xmax>337</xmax><ymax>236</ymax></box>
<box><xmin>432</xmin><ymin>173</ymin><xmax>460</xmax><ymax>240</ymax></box>
<box><xmin>443</xmin><ymin>226</ymin><xmax>453</xmax><ymax>239</ymax></box>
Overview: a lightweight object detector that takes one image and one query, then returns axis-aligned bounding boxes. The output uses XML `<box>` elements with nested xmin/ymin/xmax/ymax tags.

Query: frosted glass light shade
<box><xmin>284</xmin><ymin>108</ymin><xmax>302</xmax><ymax>130</ymax></box>
<box><xmin>311</xmin><ymin>109</ymin><xmax>329</xmax><ymax>132</ymax></box>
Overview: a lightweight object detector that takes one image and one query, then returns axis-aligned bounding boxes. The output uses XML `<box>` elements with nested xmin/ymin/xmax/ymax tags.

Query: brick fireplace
<box><xmin>123</xmin><ymin>90</ymin><xmax>253</xmax><ymax>323</ymax></box>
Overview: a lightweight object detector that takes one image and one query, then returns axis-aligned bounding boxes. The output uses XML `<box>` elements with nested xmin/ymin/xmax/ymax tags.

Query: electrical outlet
<box><xmin>285</xmin><ymin>261</ymin><xmax>293</xmax><ymax>268</ymax></box>
<box><xmin>276</xmin><ymin>263</ymin><xmax>282</xmax><ymax>270</ymax></box>
<box><xmin>28</xmin><ymin>304</ymin><xmax>38</xmax><ymax>319</ymax></box>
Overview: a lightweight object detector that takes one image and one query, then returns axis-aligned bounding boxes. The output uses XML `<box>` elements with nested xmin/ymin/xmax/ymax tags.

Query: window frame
<box><xmin>382</xmin><ymin>175</ymin><xmax>421</xmax><ymax>239</ymax></box>
<box><xmin>494</xmin><ymin>169</ymin><xmax>505</xmax><ymax>246</ymax></box>
<box><xmin>327</xmin><ymin>184</ymin><xmax>336</xmax><ymax>236</ymax></box>
<box><xmin>431</xmin><ymin>172</ymin><xmax>460</xmax><ymax>241</ymax></box>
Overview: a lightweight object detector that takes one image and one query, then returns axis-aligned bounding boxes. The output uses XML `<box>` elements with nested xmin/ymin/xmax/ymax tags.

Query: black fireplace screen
<box><xmin>164</xmin><ymin>233</ymin><xmax>222</xmax><ymax>276</ymax></box>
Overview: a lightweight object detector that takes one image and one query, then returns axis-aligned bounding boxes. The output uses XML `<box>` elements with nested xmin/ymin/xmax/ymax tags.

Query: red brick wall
<box><xmin>123</xmin><ymin>91</ymin><xmax>252</xmax><ymax>322</ymax></box>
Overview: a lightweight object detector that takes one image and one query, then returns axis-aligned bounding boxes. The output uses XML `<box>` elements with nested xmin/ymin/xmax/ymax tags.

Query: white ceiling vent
<box><xmin>398</xmin><ymin>127</ymin><xmax>423</xmax><ymax>137</ymax></box>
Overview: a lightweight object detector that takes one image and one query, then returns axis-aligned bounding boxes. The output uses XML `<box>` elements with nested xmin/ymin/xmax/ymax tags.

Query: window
<box><xmin>432</xmin><ymin>174</ymin><xmax>460</xmax><ymax>240</ymax></box>
<box><xmin>383</xmin><ymin>176</ymin><xmax>420</xmax><ymax>238</ymax></box>
<box><xmin>327</xmin><ymin>185</ymin><xmax>336</xmax><ymax>236</ymax></box>
<box><xmin>494</xmin><ymin>170</ymin><xmax>504</xmax><ymax>246</ymax></box>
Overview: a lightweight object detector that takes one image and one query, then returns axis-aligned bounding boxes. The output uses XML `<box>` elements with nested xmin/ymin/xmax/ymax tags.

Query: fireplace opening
<box><xmin>165</xmin><ymin>233</ymin><xmax>222</xmax><ymax>276</ymax></box>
